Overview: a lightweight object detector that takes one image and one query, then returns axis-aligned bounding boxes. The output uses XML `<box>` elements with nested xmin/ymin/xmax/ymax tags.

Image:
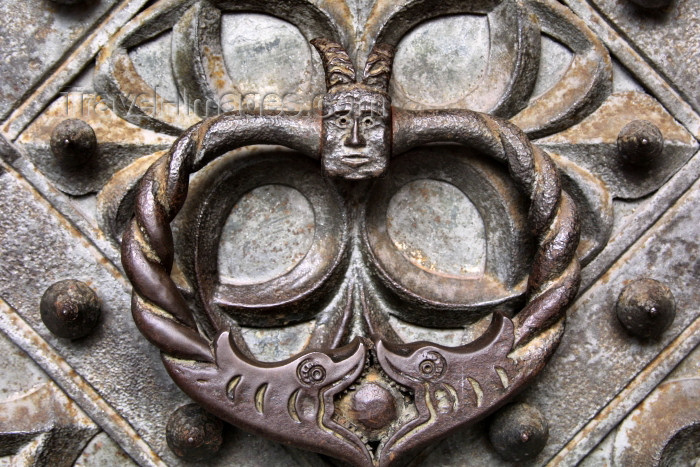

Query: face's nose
<box><xmin>344</xmin><ymin>118</ymin><xmax>366</xmax><ymax>148</ymax></box>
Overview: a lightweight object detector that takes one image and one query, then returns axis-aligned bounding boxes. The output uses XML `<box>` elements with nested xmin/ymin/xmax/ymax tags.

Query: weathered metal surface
<box><xmin>420</xmin><ymin>171</ymin><xmax>700</xmax><ymax>467</ymax></box>
<box><xmin>16</xmin><ymin>94</ymin><xmax>175</xmax><ymax>196</ymax></box>
<box><xmin>50</xmin><ymin>119</ymin><xmax>99</xmax><ymax>169</ymax></box>
<box><xmin>1</xmin><ymin>0</ymin><xmax>153</xmax><ymax>140</ymax></box>
<box><xmin>588</xmin><ymin>0</ymin><xmax>700</xmax><ymax>112</ymax></box>
<box><xmin>0</xmin><ymin>157</ymin><xmax>298</xmax><ymax>466</ymax></box>
<box><xmin>0</xmin><ymin>383</ymin><xmax>98</xmax><ymax>466</ymax></box>
<box><xmin>616</xmin><ymin>278</ymin><xmax>676</xmax><ymax>340</ymax></box>
<box><xmin>0</xmin><ymin>328</ymin><xmax>93</xmax><ymax>465</ymax></box>
<box><xmin>613</xmin><ymin>377</ymin><xmax>700</xmax><ymax>466</ymax></box>
<box><xmin>617</xmin><ymin>120</ymin><xmax>665</xmax><ymax>167</ymax></box>
<box><xmin>536</xmin><ymin>91</ymin><xmax>697</xmax><ymax>200</ymax></box>
<box><xmin>583</xmin><ymin>340</ymin><xmax>700</xmax><ymax>466</ymax></box>
<box><xmin>561</xmin><ymin>0</ymin><xmax>700</xmax><ymax>137</ymax></box>
<box><xmin>0</xmin><ymin>0</ymin><xmax>119</xmax><ymax>119</ymax></box>
<box><xmin>0</xmin><ymin>328</ymin><xmax>137</xmax><ymax>466</ymax></box>
<box><xmin>165</xmin><ymin>404</ymin><xmax>223</xmax><ymax>461</ymax></box>
<box><xmin>74</xmin><ymin>432</ymin><xmax>136</xmax><ymax>467</ymax></box>
<box><xmin>0</xmin><ymin>0</ymin><xmax>698</xmax><ymax>465</ymax></box>
<box><xmin>40</xmin><ymin>279</ymin><xmax>102</xmax><ymax>340</ymax></box>
<box><xmin>118</xmin><ymin>37</ymin><xmax>579</xmax><ymax>461</ymax></box>
<box><xmin>487</xmin><ymin>402</ymin><xmax>549</xmax><ymax>462</ymax></box>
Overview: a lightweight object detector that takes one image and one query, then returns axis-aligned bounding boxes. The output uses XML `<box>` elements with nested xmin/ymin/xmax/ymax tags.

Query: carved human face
<box><xmin>321</xmin><ymin>89</ymin><xmax>391</xmax><ymax>179</ymax></box>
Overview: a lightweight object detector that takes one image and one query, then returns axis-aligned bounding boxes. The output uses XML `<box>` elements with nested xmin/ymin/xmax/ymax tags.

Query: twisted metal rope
<box><xmin>392</xmin><ymin>109</ymin><xmax>581</xmax><ymax>347</ymax></box>
<box><xmin>495</xmin><ymin>118</ymin><xmax>581</xmax><ymax>346</ymax></box>
<box><xmin>122</xmin><ymin>114</ymin><xmax>319</xmax><ymax>362</ymax></box>
<box><xmin>122</xmin><ymin>109</ymin><xmax>580</xmax><ymax>364</ymax></box>
<box><xmin>122</xmin><ymin>121</ymin><xmax>212</xmax><ymax>362</ymax></box>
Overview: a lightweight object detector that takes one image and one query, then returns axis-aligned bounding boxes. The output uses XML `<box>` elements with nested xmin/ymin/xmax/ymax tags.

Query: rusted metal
<box><xmin>616</xmin><ymin>278</ymin><xmax>675</xmax><ymax>339</ymax></box>
<box><xmin>536</xmin><ymin>92</ymin><xmax>697</xmax><ymax>200</ymax></box>
<box><xmin>349</xmin><ymin>383</ymin><xmax>397</xmax><ymax>430</ymax></box>
<box><xmin>50</xmin><ymin>119</ymin><xmax>98</xmax><ymax>168</ymax></box>
<box><xmin>0</xmin><ymin>383</ymin><xmax>98</xmax><ymax>464</ymax></box>
<box><xmin>314</xmin><ymin>39</ymin><xmax>393</xmax><ymax>179</ymax></box>
<box><xmin>40</xmin><ymin>279</ymin><xmax>101</xmax><ymax>339</ymax></box>
<box><xmin>487</xmin><ymin>403</ymin><xmax>549</xmax><ymax>462</ymax></box>
<box><xmin>580</xmin><ymin>0</ymin><xmax>700</xmax><ymax>116</ymax></box>
<box><xmin>120</xmin><ymin>36</ymin><xmax>580</xmax><ymax>466</ymax></box>
<box><xmin>617</xmin><ymin>120</ymin><xmax>665</xmax><ymax>167</ymax></box>
<box><xmin>165</xmin><ymin>404</ymin><xmax>223</xmax><ymax>461</ymax></box>
<box><xmin>0</xmin><ymin>0</ymin><xmax>698</xmax><ymax>466</ymax></box>
<box><xmin>613</xmin><ymin>378</ymin><xmax>700</xmax><ymax>466</ymax></box>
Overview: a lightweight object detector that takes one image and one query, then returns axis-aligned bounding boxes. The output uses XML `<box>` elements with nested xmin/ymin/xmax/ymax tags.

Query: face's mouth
<box><xmin>341</xmin><ymin>154</ymin><xmax>371</xmax><ymax>167</ymax></box>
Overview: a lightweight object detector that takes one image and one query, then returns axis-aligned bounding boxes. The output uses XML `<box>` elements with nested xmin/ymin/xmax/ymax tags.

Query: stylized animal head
<box><xmin>163</xmin><ymin>332</ymin><xmax>374</xmax><ymax>466</ymax></box>
<box><xmin>374</xmin><ymin>314</ymin><xmax>517</xmax><ymax>466</ymax></box>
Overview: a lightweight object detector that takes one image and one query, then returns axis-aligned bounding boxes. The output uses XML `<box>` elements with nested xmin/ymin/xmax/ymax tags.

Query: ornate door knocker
<box><xmin>121</xmin><ymin>37</ymin><xmax>579</xmax><ymax>466</ymax></box>
<box><xmin>3</xmin><ymin>0</ymin><xmax>700</xmax><ymax>465</ymax></box>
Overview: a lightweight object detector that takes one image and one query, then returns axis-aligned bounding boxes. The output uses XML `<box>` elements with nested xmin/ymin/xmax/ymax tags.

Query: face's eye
<box><xmin>361</xmin><ymin>116</ymin><xmax>375</xmax><ymax>127</ymax></box>
<box><xmin>336</xmin><ymin>115</ymin><xmax>351</xmax><ymax>128</ymax></box>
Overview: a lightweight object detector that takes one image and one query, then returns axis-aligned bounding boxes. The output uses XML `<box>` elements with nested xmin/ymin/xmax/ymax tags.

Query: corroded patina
<box><xmin>120</xmin><ymin>37</ymin><xmax>580</xmax><ymax>465</ymax></box>
<box><xmin>0</xmin><ymin>0</ymin><xmax>699</xmax><ymax>465</ymax></box>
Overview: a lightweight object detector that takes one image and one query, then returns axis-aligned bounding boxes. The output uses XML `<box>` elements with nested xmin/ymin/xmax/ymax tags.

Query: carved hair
<box><xmin>311</xmin><ymin>38</ymin><xmax>395</xmax><ymax>94</ymax></box>
<box><xmin>310</xmin><ymin>38</ymin><xmax>356</xmax><ymax>92</ymax></box>
<box><xmin>363</xmin><ymin>43</ymin><xmax>395</xmax><ymax>93</ymax></box>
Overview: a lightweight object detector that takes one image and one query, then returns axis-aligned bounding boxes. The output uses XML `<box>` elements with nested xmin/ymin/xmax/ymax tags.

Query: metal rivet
<box><xmin>616</xmin><ymin>278</ymin><xmax>675</xmax><ymax>339</ymax></box>
<box><xmin>166</xmin><ymin>404</ymin><xmax>224</xmax><ymax>461</ymax></box>
<box><xmin>488</xmin><ymin>403</ymin><xmax>549</xmax><ymax>462</ymax></box>
<box><xmin>350</xmin><ymin>383</ymin><xmax>397</xmax><ymax>430</ymax></box>
<box><xmin>627</xmin><ymin>0</ymin><xmax>671</xmax><ymax>8</ymax></box>
<box><xmin>50</xmin><ymin>119</ymin><xmax>97</xmax><ymax>168</ymax></box>
<box><xmin>40</xmin><ymin>280</ymin><xmax>101</xmax><ymax>339</ymax></box>
<box><xmin>617</xmin><ymin>120</ymin><xmax>664</xmax><ymax>166</ymax></box>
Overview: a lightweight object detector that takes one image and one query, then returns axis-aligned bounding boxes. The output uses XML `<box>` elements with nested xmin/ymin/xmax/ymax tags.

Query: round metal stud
<box><xmin>659</xmin><ymin>424</ymin><xmax>700</xmax><ymax>466</ymax></box>
<box><xmin>617</xmin><ymin>120</ymin><xmax>664</xmax><ymax>166</ymax></box>
<box><xmin>488</xmin><ymin>403</ymin><xmax>549</xmax><ymax>462</ymax></box>
<box><xmin>616</xmin><ymin>278</ymin><xmax>675</xmax><ymax>339</ymax></box>
<box><xmin>350</xmin><ymin>383</ymin><xmax>397</xmax><ymax>430</ymax></box>
<box><xmin>166</xmin><ymin>404</ymin><xmax>224</xmax><ymax>461</ymax></box>
<box><xmin>40</xmin><ymin>280</ymin><xmax>101</xmax><ymax>339</ymax></box>
<box><xmin>50</xmin><ymin>119</ymin><xmax>97</xmax><ymax>168</ymax></box>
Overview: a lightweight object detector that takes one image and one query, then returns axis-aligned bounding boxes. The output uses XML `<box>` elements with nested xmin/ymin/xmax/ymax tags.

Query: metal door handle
<box><xmin>121</xmin><ymin>39</ymin><xmax>580</xmax><ymax>467</ymax></box>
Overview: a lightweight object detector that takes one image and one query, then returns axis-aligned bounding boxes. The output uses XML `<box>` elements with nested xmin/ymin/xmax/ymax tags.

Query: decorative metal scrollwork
<box><xmin>11</xmin><ymin>0</ymin><xmax>669</xmax><ymax>465</ymax></box>
<box><xmin>0</xmin><ymin>0</ymin><xmax>697</xmax><ymax>465</ymax></box>
<box><xmin>120</xmin><ymin>29</ymin><xmax>580</xmax><ymax>464</ymax></box>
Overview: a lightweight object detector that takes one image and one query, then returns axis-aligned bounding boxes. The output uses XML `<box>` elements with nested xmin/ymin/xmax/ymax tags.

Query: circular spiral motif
<box><xmin>418</xmin><ymin>351</ymin><xmax>446</xmax><ymax>380</ymax></box>
<box><xmin>297</xmin><ymin>358</ymin><xmax>327</xmax><ymax>386</ymax></box>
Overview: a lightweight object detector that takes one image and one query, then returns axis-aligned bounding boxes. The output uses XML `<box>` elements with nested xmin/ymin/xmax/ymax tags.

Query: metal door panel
<box><xmin>0</xmin><ymin>1</ymin><xmax>698</xmax><ymax>465</ymax></box>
